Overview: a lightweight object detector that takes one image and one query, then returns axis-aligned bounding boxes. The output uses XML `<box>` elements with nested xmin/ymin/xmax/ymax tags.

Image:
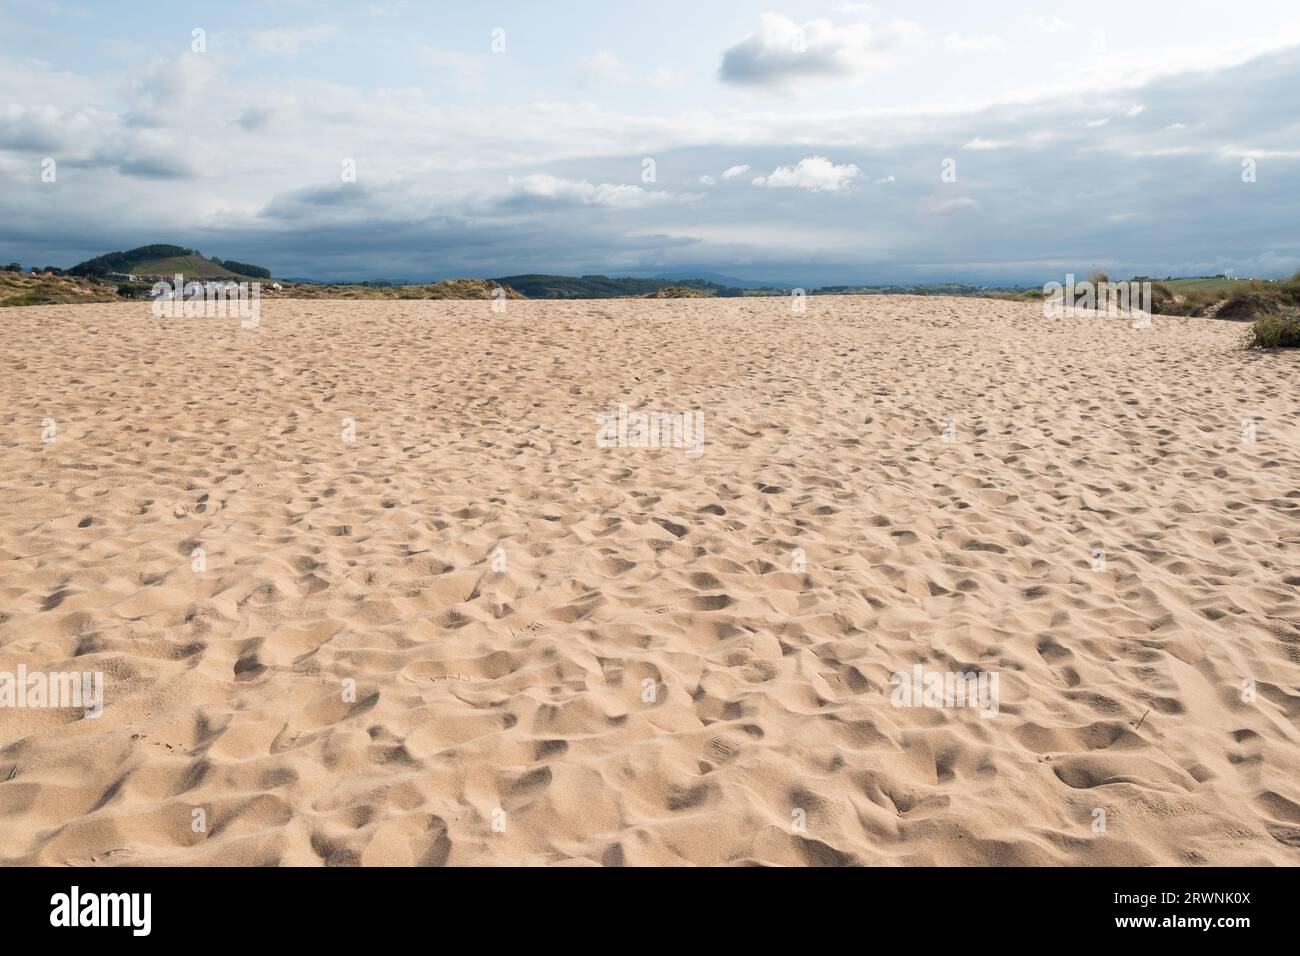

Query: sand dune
<box><xmin>0</xmin><ymin>295</ymin><xmax>1298</xmax><ymax>866</ymax></box>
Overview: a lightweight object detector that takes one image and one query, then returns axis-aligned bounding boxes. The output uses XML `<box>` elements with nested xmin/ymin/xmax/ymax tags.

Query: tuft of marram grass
<box><xmin>1152</xmin><ymin>278</ymin><xmax>1300</xmax><ymax>318</ymax></box>
<box><xmin>1244</xmin><ymin>312</ymin><xmax>1300</xmax><ymax>348</ymax></box>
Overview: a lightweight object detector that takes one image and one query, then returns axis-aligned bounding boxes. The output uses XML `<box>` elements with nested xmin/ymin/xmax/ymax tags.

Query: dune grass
<box><xmin>275</xmin><ymin>279</ymin><xmax>523</xmax><ymax>300</ymax></box>
<box><xmin>1244</xmin><ymin>312</ymin><xmax>1300</xmax><ymax>348</ymax></box>
<box><xmin>0</xmin><ymin>272</ymin><xmax>121</xmax><ymax>307</ymax></box>
<box><xmin>642</xmin><ymin>286</ymin><xmax>715</xmax><ymax>298</ymax></box>
<box><xmin>1153</xmin><ymin>274</ymin><xmax>1300</xmax><ymax>319</ymax></box>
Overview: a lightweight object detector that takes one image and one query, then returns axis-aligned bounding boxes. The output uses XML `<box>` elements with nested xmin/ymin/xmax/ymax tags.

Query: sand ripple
<box><xmin>0</xmin><ymin>296</ymin><xmax>1297</xmax><ymax>865</ymax></box>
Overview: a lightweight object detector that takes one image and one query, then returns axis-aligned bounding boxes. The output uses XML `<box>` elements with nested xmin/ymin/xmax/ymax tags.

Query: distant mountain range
<box><xmin>489</xmin><ymin>274</ymin><xmax>744</xmax><ymax>298</ymax></box>
<box><xmin>58</xmin><ymin>246</ymin><xmax>1040</xmax><ymax>298</ymax></box>
<box><xmin>649</xmin><ymin>271</ymin><xmax>791</xmax><ymax>290</ymax></box>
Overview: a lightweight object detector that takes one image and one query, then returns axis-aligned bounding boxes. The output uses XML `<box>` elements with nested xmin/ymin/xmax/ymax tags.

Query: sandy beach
<box><xmin>0</xmin><ymin>295</ymin><xmax>1297</xmax><ymax>866</ymax></box>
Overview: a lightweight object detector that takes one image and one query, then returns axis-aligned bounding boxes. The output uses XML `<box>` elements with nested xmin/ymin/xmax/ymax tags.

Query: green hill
<box><xmin>69</xmin><ymin>245</ymin><xmax>271</xmax><ymax>279</ymax></box>
<box><xmin>1158</xmin><ymin>276</ymin><xmax>1252</xmax><ymax>296</ymax></box>
<box><xmin>128</xmin><ymin>254</ymin><xmax>247</xmax><ymax>279</ymax></box>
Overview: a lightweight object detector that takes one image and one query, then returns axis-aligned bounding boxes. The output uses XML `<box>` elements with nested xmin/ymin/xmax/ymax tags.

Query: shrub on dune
<box><xmin>1216</xmin><ymin>288</ymin><xmax>1281</xmax><ymax>320</ymax></box>
<box><xmin>1149</xmin><ymin>282</ymin><xmax>1175</xmax><ymax>311</ymax></box>
<box><xmin>1245</xmin><ymin>312</ymin><xmax>1300</xmax><ymax>348</ymax></box>
<box><xmin>642</xmin><ymin>286</ymin><xmax>713</xmax><ymax>298</ymax></box>
<box><xmin>1278</xmin><ymin>270</ymin><xmax>1300</xmax><ymax>304</ymax></box>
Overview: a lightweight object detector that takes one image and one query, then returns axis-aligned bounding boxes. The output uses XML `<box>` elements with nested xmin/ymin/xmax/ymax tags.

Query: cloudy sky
<box><xmin>3</xmin><ymin>0</ymin><xmax>1300</xmax><ymax>285</ymax></box>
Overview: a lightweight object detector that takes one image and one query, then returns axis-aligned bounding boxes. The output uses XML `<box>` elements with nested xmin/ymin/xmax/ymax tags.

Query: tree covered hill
<box><xmin>69</xmin><ymin>245</ymin><xmax>271</xmax><ymax>279</ymax></box>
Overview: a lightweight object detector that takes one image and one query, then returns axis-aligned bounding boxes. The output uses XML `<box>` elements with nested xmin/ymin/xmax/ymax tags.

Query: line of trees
<box><xmin>3</xmin><ymin>263</ymin><xmax>64</xmax><ymax>275</ymax></box>
<box><xmin>210</xmin><ymin>258</ymin><xmax>271</xmax><ymax>279</ymax></box>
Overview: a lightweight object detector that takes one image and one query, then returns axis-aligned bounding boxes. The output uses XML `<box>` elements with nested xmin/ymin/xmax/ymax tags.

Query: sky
<box><xmin>2</xmin><ymin>0</ymin><xmax>1300</xmax><ymax>286</ymax></box>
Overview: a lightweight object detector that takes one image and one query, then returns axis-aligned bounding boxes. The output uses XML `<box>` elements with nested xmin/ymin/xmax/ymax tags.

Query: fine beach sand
<box><xmin>1</xmin><ymin>295</ymin><xmax>1298</xmax><ymax>866</ymax></box>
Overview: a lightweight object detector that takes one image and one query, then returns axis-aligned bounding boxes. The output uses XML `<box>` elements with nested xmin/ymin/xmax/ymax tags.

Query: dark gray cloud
<box><xmin>719</xmin><ymin>14</ymin><xmax>921</xmax><ymax>88</ymax></box>
<box><xmin>116</xmin><ymin>155</ymin><xmax>198</xmax><ymax>180</ymax></box>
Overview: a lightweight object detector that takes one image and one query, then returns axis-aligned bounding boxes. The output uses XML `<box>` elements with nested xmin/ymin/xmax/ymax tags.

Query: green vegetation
<box><xmin>1147</xmin><ymin>275</ymin><xmax>1300</xmax><ymax>319</ymax></box>
<box><xmin>2</xmin><ymin>263</ymin><xmax>63</xmax><ymax>275</ymax></box>
<box><xmin>0</xmin><ymin>271</ymin><xmax>122</xmax><ymax>307</ymax></box>
<box><xmin>814</xmin><ymin>282</ymin><xmax>1035</xmax><ymax>299</ymax></box>
<box><xmin>273</xmin><ymin>279</ymin><xmax>522</xmax><ymax>300</ymax></box>
<box><xmin>0</xmin><ymin>291</ymin><xmax>42</xmax><ymax>307</ymax></box>
<box><xmin>68</xmin><ymin>244</ymin><xmax>194</xmax><ymax>275</ymax></box>
<box><xmin>1159</xmin><ymin>276</ymin><xmax>1254</xmax><ymax>296</ymax></box>
<box><xmin>211</xmin><ymin>258</ymin><xmax>271</xmax><ymax>279</ymax></box>
<box><xmin>642</xmin><ymin>286</ymin><xmax>715</xmax><ymax>298</ymax></box>
<box><xmin>1245</xmin><ymin>313</ymin><xmax>1300</xmax><ymax>348</ymax></box>
<box><xmin>14</xmin><ymin>248</ymin><xmax>1300</xmax><ymax>328</ymax></box>
<box><xmin>1009</xmin><ymin>271</ymin><xmax>1300</xmax><ymax>321</ymax></box>
<box><xmin>68</xmin><ymin>244</ymin><xmax>270</xmax><ymax>279</ymax></box>
<box><xmin>125</xmin><ymin>255</ymin><xmax>248</xmax><ymax>279</ymax></box>
<box><xmin>493</xmin><ymin>274</ymin><xmax>739</xmax><ymax>298</ymax></box>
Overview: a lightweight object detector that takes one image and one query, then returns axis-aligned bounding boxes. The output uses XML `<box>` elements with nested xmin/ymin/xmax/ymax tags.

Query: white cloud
<box><xmin>506</xmin><ymin>174</ymin><xmax>680</xmax><ymax>209</ymax></box>
<box><xmin>1122</xmin><ymin>104</ymin><xmax>1147</xmax><ymax>118</ymax></box>
<box><xmin>719</xmin><ymin>13</ymin><xmax>923</xmax><ymax>89</ymax></box>
<box><xmin>697</xmin><ymin>174</ymin><xmax>716</xmax><ymax>186</ymax></box>
<box><xmin>944</xmin><ymin>33</ymin><xmax>1005</xmax><ymax>53</ymax></box>
<box><xmin>752</xmin><ymin>156</ymin><xmax>860</xmax><ymax>191</ymax></box>
<box><xmin>6</xmin><ymin>13</ymin><xmax>1300</xmax><ymax>285</ymax></box>
<box><xmin>1038</xmin><ymin>29</ymin><xmax>1300</xmax><ymax>103</ymax></box>
<box><xmin>0</xmin><ymin>103</ymin><xmax>113</xmax><ymax>152</ymax></box>
<box><xmin>721</xmin><ymin>164</ymin><xmax>751</xmax><ymax>179</ymax></box>
<box><xmin>875</xmin><ymin>175</ymin><xmax>896</xmax><ymax>184</ymax></box>
<box><xmin>122</xmin><ymin>54</ymin><xmax>220</xmax><ymax>127</ymax></box>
